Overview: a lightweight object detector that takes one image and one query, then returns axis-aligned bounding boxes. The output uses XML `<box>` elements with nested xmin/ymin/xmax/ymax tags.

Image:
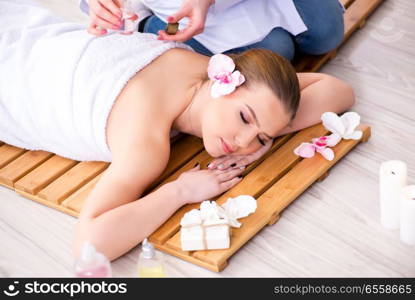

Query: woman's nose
<box><xmin>235</xmin><ymin>128</ymin><xmax>258</xmax><ymax>149</ymax></box>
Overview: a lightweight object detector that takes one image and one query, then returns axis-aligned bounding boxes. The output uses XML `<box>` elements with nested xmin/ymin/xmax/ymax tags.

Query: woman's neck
<box><xmin>172</xmin><ymin>79</ymin><xmax>210</xmax><ymax>138</ymax></box>
<box><xmin>149</xmin><ymin>48</ymin><xmax>210</xmax><ymax>139</ymax></box>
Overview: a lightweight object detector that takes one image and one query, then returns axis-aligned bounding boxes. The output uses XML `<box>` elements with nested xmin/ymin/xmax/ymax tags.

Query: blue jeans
<box><xmin>140</xmin><ymin>0</ymin><xmax>344</xmax><ymax>61</ymax></box>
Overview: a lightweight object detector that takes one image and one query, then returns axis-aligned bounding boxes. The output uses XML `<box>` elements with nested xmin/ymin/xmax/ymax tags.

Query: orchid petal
<box><xmin>343</xmin><ymin>130</ymin><xmax>363</xmax><ymax>140</ymax></box>
<box><xmin>231</xmin><ymin>71</ymin><xmax>245</xmax><ymax>86</ymax></box>
<box><xmin>207</xmin><ymin>54</ymin><xmax>235</xmax><ymax>80</ymax></box>
<box><xmin>210</xmin><ymin>81</ymin><xmax>236</xmax><ymax>98</ymax></box>
<box><xmin>293</xmin><ymin>142</ymin><xmax>316</xmax><ymax>158</ymax></box>
<box><xmin>316</xmin><ymin>147</ymin><xmax>334</xmax><ymax>161</ymax></box>
<box><xmin>326</xmin><ymin>133</ymin><xmax>342</xmax><ymax>146</ymax></box>
<box><xmin>311</xmin><ymin>137</ymin><xmax>320</xmax><ymax>144</ymax></box>
<box><xmin>340</xmin><ymin>112</ymin><xmax>360</xmax><ymax>136</ymax></box>
<box><xmin>210</xmin><ymin>81</ymin><xmax>222</xmax><ymax>98</ymax></box>
<box><xmin>321</xmin><ymin>112</ymin><xmax>345</xmax><ymax>136</ymax></box>
<box><xmin>210</xmin><ymin>81</ymin><xmax>235</xmax><ymax>98</ymax></box>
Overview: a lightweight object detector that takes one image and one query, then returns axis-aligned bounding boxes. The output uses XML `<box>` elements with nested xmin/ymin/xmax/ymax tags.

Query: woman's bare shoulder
<box><xmin>297</xmin><ymin>72</ymin><xmax>335</xmax><ymax>89</ymax></box>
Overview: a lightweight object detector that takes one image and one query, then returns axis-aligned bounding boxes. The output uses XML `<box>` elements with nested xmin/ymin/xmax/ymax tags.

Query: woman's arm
<box><xmin>73</xmin><ymin>134</ymin><xmax>244</xmax><ymax>261</ymax></box>
<box><xmin>73</xmin><ymin>134</ymin><xmax>176</xmax><ymax>260</ymax></box>
<box><xmin>276</xmin><ymin>72</ymin><xmax>356</xmax><ymax>136</ymax></box>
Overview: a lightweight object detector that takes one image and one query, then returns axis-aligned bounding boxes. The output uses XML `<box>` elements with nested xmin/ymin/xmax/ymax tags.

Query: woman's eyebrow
<box><xmin>244</xmin><ymin>103</ymin><xmax>274</xmax><ymax>140</ymax></box>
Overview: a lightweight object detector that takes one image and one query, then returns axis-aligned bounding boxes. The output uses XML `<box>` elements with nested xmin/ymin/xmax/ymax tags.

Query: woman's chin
<box><xmin>203</xmin><ymin>139</ymin><xmax>221</xmax><ymax>158</ymax></box>
<box><xmin>205</xmin><ymin>147</ymin><xmax>220</xmax><ymax>158</ymax></box>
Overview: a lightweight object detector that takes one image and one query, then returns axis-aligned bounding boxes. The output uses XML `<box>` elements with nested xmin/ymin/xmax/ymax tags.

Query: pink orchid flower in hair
<box><xmin>207</xmin><ymin>54</ymin><xmax>245</xmax><ymax>98</ymax></box>
<box><xmin>293</xmin><ymin>135</ymin><xmax>340</xmax><ymax>161</ymax></box>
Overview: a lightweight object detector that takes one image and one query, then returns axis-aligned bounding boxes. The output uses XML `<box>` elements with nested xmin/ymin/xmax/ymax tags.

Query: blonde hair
<box><xmin>227</xmin><ymin>49</ymin><xmax>300</xmax><ymax>121</ymax></box>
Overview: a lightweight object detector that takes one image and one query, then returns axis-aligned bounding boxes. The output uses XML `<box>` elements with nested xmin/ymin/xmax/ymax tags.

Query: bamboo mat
<box><xmin>0</xmin><ymin>0</ymin><xmax>382</xmax><ymax>272</ymax></box>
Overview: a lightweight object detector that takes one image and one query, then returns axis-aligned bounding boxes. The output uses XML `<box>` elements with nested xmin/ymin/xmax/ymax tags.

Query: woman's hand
<box><xmin>207</xmin><ymin>140</ymin><xmax>273</xmax><ymax>171</ymax></box>
<box><xmin>175</xmin><ymin>163</ymin><xmax>244</xmax><ymax>204</ymax></box>
<box><xmin>87</xmin><ymin>0</ymin><xmax>138</xmax><ymax>36</ymax></box>
<box><xmin>157</xmin><ymin>0</ymin><xmax>214</xmax><ymax>42</ymax></box>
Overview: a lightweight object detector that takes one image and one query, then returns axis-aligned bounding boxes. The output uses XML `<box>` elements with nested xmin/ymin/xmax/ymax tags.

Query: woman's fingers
<box><xmin>87</xmin><ymin>23</ymin><xmax>107</xmax><ymax>36</ymax></box>
<box><xmin>188</xmin><ymin>163</ymin><xmax>201</xmax><ymax>172</ymax></box>
<box><xmin>208</xmin><ymin>156</ymin><xmax>245</xmax><ymax>170</ymax></box>
<box><xmin>157</xmin><ymin>29</ymin><xmax>193</xmax><ymax>42</ymax></box>
<box><xmin>91</xmin><ymin>1</ymin><xmax>121</xmax><ymax>27</ymax></box>
<box><xmin>158</xmin><ymin>21</ymin><xmax>203</xmax><ymax>42</ymax></box>
<box><xmin>166</xmin><ymin>9</ymin><xmax>187</xmax><ymax>24</ymax></box>
<box><xmin>127</xmin><ymin>14</ymin><xmax>139</xmax><ymax>21</ymax></box>
<box><xmin>101</xmin><ymin>0</ymin><xmax>122</xmax><ymax>19</ymax></box>
<box><xmin>215</xmin><ymin>166</ymin><xmax>245</xmax><ymax>182</ymax></box>
<box><xmin>219</xmin><ymin>176</ymin><xmax>243</xmax><ymax>191</ymax></box>
<box><xmin>92</xmin><ymin>15</ymin><xmax>120</xmax><ymax>31</ymax></box>
<box><xmin>228</xmin><ymin>156</ymin><xmax>254</xmax><ymax>168</ymax></box>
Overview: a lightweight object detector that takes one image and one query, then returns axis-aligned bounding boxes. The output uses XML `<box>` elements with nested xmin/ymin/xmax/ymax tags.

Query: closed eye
<box><xmin>240</xmin><ymin>111</ymin><xmax>248</xmax><ymax>124</ymax></box>
<box><xmin>240</xmin><ymin>111</ymin><xmax>266</xmax><ymax>146</ymax></box>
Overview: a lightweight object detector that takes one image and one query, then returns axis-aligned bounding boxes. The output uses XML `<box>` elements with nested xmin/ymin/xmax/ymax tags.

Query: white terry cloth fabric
<box><xmin>0</xmin><ymin>0</ymin><xmax>191</xmax><ymax>162</ymax></box>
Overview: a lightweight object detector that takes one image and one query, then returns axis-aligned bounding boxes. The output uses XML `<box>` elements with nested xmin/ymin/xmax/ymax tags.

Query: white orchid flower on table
<box><xmin>293</xmin><ymin>111</ymin><xmax>363</xmax><ymax>161</ymax></box>
<box><xmin>322</xmin><ymin>111</ymin><xmax>363</xmax><ymax>142</ymax></box>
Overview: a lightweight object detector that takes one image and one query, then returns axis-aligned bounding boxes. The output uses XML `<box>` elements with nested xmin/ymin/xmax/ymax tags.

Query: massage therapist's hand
<box><xmin>157</xmin><ymin>0</ymin><xmax>215</xmax><ymax>42</ymax></box>
<box><xmin>207</xmin><ymin>139</ymin><xmax>273</xmax><ymax>171</ymax></box>
<box><xmin>87</xmin><ymin>0</ymin><xmax>138</xmax><ymax>36</ymax></box>
<box><xmin>175</xmin><ymin>163</ymin><xmax>244</xmax><ymax>204</ymax></box>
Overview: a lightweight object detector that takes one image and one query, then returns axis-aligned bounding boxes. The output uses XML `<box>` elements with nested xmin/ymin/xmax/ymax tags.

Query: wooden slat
<box><xmin>61</xmin><ymin>173</ymin><xmax>104</xmax><ymax>214</ymax></box>
<box><xmin>0</xmin><ymin>144</ymin><xmax>26</xmax><ymax>169</ymax></box>
<box><xmin>344</xmin><ymin>0</ymin><xmax>383</xmax><ymax>41</ymax></box>
<box><xmin>162</xmin><ymin>124</ymin><xmax>331</xmax><ymax>253</ymax></box>
<box><xmin>191</xmin><ymin>125</ymin><xmax>371</xmax><ymax>268</ymax></box>
<box><xmin>14</xmin><ymin>156</ymin><xmax>78</xmax><ymax>194</ymax></box>
<box><xmin>37</xmin><ymin>161</ymin><xmax>108</xmax><ymax>204</ymax></box>
<box><xmin>18</xmin><ymin>190</ymin><xmax>79</xmax><ymax>218</ymax></box>
<box><xmin>0</xmin><ymin>151</ymin><xmax>53</xmax><ymax>187</ymax></box>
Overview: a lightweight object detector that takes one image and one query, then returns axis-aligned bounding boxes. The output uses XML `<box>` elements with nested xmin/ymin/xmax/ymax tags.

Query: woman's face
<box><xmin>201</xmin><ymin>84</ymin><xmax>292</xmax><ymax>158</ymax></box>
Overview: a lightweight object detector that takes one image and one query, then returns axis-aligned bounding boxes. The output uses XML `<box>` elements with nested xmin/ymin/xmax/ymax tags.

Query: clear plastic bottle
<box><xmin>74</xmin><ymin>242</ymin><xmax>112</xmax><ymax>278</ymax></box>
<box><xmin>137</xmin><ymin>238</ymin><xmax>166</xmax><ymax>277</ymax></box>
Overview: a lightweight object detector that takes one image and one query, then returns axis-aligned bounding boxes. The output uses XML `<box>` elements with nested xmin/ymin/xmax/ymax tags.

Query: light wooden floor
<box><xmin>0</xmin><ymin>0</ymin><xmax>414</xmax><ymax>277</ymax></box>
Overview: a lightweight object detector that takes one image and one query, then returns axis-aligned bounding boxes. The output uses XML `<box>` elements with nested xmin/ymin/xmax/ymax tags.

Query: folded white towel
<box><xmin>0</xmin><ymin>0</ymin><xmax>190</xmax><ymax>162</ymax></box>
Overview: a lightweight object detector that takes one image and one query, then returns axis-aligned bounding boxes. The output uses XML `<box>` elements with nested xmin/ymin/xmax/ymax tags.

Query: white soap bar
<box><xmin>180</xmin><ymin>223</ymin><xmax>231</xmax><ymax>251</ymax></box>
<box><xmin>205</xmin><ymin>225</ymin><xmax>230</xmax><ymax>250</ymax></box>
<box><xmin>181</xmin><ymin>226</ymin><xmax>205</xmax><ymax>251</ymax></box>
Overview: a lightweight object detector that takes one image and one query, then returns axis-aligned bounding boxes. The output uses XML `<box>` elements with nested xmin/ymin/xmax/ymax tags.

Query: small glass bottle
<box><xmin>137</xmin><ymin>238</ymin><xmax>166</xmax><ymax>278</ymax></box>
<box><xmin>74</xmin><ymin>242</ymin><xmax>112</xmax><ymax>278</ymax></box>
<box><xmin>119</xmin><ymin>0</ymin><xmax>139</xmax><ymax>34</ymax></box>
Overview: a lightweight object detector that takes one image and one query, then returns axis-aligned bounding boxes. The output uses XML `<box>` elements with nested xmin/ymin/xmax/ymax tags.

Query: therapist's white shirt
<box><xmin>79</xmin><ymin>0</ymin><xmax>307</xmax><ymax>54</ymax></box>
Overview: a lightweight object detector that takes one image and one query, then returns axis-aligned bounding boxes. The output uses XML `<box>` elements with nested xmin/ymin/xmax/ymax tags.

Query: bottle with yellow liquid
<box><xmin>137</xmin><ymin>238</ymin><xmax>166</xmax><ymax>278</ymax></box>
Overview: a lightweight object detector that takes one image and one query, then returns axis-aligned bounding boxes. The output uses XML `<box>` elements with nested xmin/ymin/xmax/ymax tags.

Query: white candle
<box><xmin>400</xmin><ymin>185</ymin><xmax>415</xmax><ymax>245</ymax></box>
<box><xmin>379</xmin><ymin>160</ymin><xmax>407</xmax><ymax>229</ymax></box>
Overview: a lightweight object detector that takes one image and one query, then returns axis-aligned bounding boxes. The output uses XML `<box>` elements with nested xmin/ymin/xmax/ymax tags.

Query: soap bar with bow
<box><xmin>180</xmin><ymin>195</ymin><xmax>257</xmax><ymax>251</ymax></box>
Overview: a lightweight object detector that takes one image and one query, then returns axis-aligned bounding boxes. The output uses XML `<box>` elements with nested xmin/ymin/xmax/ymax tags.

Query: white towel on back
<box><xmin>0</xmin><ymin>0</ymin><xmax>190</xmax><ymax>162</ymax></box>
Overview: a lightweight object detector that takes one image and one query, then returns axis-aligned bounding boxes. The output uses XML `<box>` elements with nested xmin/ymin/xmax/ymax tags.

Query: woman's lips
<box><xmin>221</xmin><ymin>138</ymin><xmax>233</xmax><ymax>154</ymax></box>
